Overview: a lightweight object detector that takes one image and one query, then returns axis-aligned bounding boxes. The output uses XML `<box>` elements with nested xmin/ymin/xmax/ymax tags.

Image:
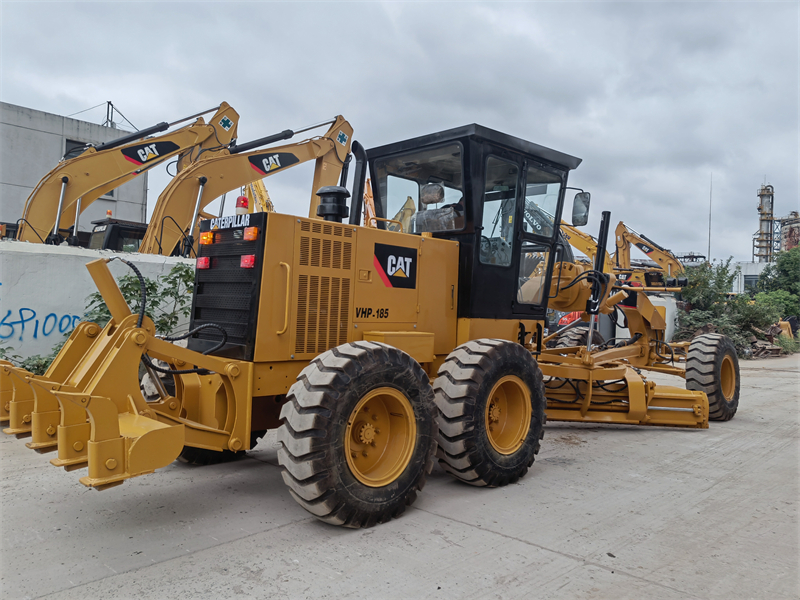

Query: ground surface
<box><xmin>1</xmin><ymin>355</ymin><xmax>798</xmax><ymax>600</ymax></box>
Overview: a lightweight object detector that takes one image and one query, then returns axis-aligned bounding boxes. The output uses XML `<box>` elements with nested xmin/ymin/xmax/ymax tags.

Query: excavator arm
<box><xmin>139</xmin><ymin>116</ymin><xmax>353</xmax><ymax>256</ymax></box>
<box><xmin>559</xmin><ymin>221</ymin><xmax>614</xmax><ymax>272</ymax></box>
<box><xmin>17</xmin><ymin>103</ymin><xmax>239</xmax><ymax>244</ymax></box>
<box><xmin>615</xmin><ymin>221</ymin><xmax>684</xmax><ymax>276</ymax></box>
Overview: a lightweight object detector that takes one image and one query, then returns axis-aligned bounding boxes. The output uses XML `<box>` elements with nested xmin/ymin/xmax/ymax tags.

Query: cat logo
<box><xmin>121</xmin><ymin>141</ymin><xmax>180</xmax><ymax>166</ymax></box>
<box><xmin>262</xmin><ymin>155</ymin><xmax>282</xmax><ymax>172</ymax></box>
<box><xmin>137</xmin><ymin>144</ymin><xmax>160</xmax><ymax>163</ymax></box>
<box><xmin>373</xmin><ymin>243</ymin><xmax>417</xmax><ymax>289</ymax></box>
<box><xmin>635</xmin><ymin>242</ymin><xmax>654</xmax><ymax>255</ymax></box>
<box><xmin>248</xmin><ymin>152</ymin><xmax>300</xmax><ymax>176</ymax></box>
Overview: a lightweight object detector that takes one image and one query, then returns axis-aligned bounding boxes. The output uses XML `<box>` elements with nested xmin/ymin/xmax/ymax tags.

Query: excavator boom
<box><xmin>139</xmin><ymin>116</ymin><xmax>353</xmax><ymax>256</ymax></box>
<box><xmin>16</xmin><ymin>103</ymin><xmax>239</xmax><ymax>244</ymax></box>
<box><xmin>615</xmin><ymin>221</ymin><xmax>684</xmax><ymax>276</ymax></box>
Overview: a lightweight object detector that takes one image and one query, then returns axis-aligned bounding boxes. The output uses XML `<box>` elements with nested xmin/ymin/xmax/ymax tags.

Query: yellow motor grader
<box><xmin>1</xmin><ymin>124</ymin><xmax>740</xmax><ymax>528</ymax></box>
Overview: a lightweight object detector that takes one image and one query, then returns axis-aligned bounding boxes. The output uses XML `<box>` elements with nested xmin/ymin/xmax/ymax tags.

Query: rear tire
<box><xmin>433</xmin><ymin>339</ymin><xmax>545</xmax><ymax>487</ymax></box>
<box><xmin>277</xmin><ymin>342</ymin><xmax>437</xmax><ymax>528</ymax></box>
<box><xmin>686</xmin><ymin>333</ymin><xmax>739</xmax><ymax>421</ymax></box>
<box><xmin>554</xmin><ymin>325</ymin><xmax>605</xmax><ymax>349</ymax></box>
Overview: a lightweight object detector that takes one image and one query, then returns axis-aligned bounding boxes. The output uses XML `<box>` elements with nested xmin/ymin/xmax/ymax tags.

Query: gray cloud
<box><xmin>2</xmin><ymin>1</ymin><xmax>797</xmax><ymax>261</ymax></box>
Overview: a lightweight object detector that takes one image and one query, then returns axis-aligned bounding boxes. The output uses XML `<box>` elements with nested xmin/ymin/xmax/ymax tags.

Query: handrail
<box><xmin>368</xmin><ymin>216</ymin><xmax>404</xmax><ymax>233</ymax></box>
<box><xmin>277</xmin><ymin>262</ymin><xmax>291</xmax><ymax>335</ymax></box>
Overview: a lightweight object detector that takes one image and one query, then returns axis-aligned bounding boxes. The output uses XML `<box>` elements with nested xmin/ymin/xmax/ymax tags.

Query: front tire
<box><xmin>277</xmin><ymin>342</ymin><xmax>437</xmax><ymax>528</ymax></box>
<box><xmin>686</xmin><ymin>333</ymin><xmax>740</xmax><ymax>421</ymax></box>
<box><xmin>433</xmin><ymin>339</ymin><xmax>545</xmax><ymax>487</ymax></box>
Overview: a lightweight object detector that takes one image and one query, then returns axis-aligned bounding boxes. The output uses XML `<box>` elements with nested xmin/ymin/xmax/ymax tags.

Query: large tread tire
<box><xmin>277</xmin><ymin>342</ymin><xmax>437</xmax><ymax>528</ymax></box>
<box><xmin>433</xmin><ymin>339</ymin><xmax>546</xmax><ymax>487</ymax></box>
<box><xmin>686</xmin><ymin>333</ymin><xmax>740</xmax><ymax>421</ymax></box>
<box><xmin>554</xmin><ymin>325</ymin><xmax>605</xmax><ymax>349</ymax></box>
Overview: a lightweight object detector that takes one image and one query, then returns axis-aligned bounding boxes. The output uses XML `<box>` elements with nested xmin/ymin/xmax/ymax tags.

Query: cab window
<box><xmin>479</xmin><ymin>157</ymin><xmax>518</xmax><ymax>267</ymax></box>
<box><xmin>522</xmin><ymin>166</ymin><xmax>562</xmax><ymax>239</ymax></box>
<box><xmin>373</xmin><ymin>143</ymin><xmax>464</xmax><ymax>234</ymax></box>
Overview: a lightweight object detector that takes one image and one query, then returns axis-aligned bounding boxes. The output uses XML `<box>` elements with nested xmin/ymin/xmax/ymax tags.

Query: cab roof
<box><xmin>367</xmin><ymin>123</ymin><xmax>582</xmax><ymax>171</ymax></box>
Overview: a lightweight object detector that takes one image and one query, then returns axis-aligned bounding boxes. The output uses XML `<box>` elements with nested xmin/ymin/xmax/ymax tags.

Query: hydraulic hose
<box><xmin>107</xmin><ymin>257</ymin><xmax>227</xmax><ymax>374</ymax></box>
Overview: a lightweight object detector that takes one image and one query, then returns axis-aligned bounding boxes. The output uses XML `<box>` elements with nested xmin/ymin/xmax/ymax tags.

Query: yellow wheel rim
<box><xmin>344</xmin><ymin>387</ymin><xmax>417</xmax><ymax>487</ymax></box>
<box><xmin>720</xmin><ymin>354</ymin><xmax>736</xmax><ymax>401</ymax></box>
<box><xmin>484</xmin><ymin>375</ymin><xmax>532</xmax><ymax>455</ymax></box>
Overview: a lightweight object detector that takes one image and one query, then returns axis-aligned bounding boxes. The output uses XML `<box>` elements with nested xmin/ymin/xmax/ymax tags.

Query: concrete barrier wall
<box><xmin>0</xmin><ymin>240</ymin><xmax>193</xmax><ymax>359</ymax></box>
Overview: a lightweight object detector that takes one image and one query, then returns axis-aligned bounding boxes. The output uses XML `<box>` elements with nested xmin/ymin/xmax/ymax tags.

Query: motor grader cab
<box><xmin>2</xmin><ymin>123</ymin><xmax>740</xmax><ymax>529</ymax></box>
<box><xmin>16</xmin><ymin>103</ymin><xmax>239</xmax><ymax>247</ymax></box>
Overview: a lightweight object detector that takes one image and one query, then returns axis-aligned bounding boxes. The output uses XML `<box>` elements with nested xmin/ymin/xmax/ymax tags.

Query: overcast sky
<box><xmin>2</xmin><ymin>1</ymin><xmax>797</xmax><ymax>262</ymax></box>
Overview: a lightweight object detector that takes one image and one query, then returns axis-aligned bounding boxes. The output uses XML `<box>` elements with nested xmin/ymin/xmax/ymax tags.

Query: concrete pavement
<box><xmin>2</xmin><ymin>355</ymin><xmax>798</xmax><ymax>599</ymax></box>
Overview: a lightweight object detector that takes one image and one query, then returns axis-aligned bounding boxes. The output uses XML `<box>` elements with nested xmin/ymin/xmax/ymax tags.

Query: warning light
<box><xmin>243</xmin><ymin>227</ymin><xmax>259</xmax><ymax>241</ymax></box>
<box><xmin>197</xmin><ymin>256</ymin><xmax>210</xmax><ymax>270</ymax></box>
<box><xmin>106</xmin><ymin>209</ymin><xmax>113</xmax><ymax>217</ymax></box>
<box><xmin>200</xmin><ymin>231</ymin><xmax>215</xmax><ymax>245</ymax></box>
<box><xmin>240</xmin><ymin>254</ymin><xmax>256</xmax><ymax>269</ymax></box>
<box><xmin>236</xmin><ymin>195</ymin><xmax>249</xmax><ymax>215</ymax></box>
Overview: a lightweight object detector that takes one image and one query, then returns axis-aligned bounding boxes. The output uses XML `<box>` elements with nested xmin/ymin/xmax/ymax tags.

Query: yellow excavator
<box><xmin>1</xmin><ymin>124</ymin><xmax>739</xmax><ymax>529</ymax></box>
<box><xmin>139</xmin><ymin>116</ymin><xmax>353</xmax><ymax>257</ymax></box>
<box><xmin>560</xmin><ymin>220</ymin><xmax>687</xmax><ymax>288</ymax></box>
<box><xmin>16</xmin><ymin>103</ymin><xmax>240</xmax><ymax>246</ymax></box>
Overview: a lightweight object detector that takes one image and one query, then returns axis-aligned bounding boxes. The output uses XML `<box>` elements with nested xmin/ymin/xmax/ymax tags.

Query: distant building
<box><xmin>731</xmin><ymin>261</ymin><xmax>772</xmax><ymax>294</ymax></box>
<box><xmin>0</xmin><ymin>102</ymin><xmax>147</xmax><ymax>232</ymax></box>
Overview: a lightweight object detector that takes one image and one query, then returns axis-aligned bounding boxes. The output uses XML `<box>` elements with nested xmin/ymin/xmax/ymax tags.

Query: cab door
<box><xmin>511</xmin><ymin>159</ymin><xmax>568</xmax><ymax>321</ymax></box>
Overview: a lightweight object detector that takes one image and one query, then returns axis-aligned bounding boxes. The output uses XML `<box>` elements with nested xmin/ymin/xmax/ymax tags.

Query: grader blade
<box><xmin>541</xmin><ymin>363</ymin><xmax>709</xmax><ymax>429</ymax></box>
<box><xmin>53</xmin><ymin>390</ymin><xmax>185</xmax><ymax>490</ymax></box>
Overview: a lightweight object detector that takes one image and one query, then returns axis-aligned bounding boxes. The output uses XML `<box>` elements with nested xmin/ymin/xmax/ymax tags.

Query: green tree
<box><xmin>84</xmin><ymin>262</ymin><xmax>194</xmax><ymax>335</ymax></box>
<box><xmin>675</xmin><ymin>258</ymin><xmax>781</xmax><ymax>355</ymax></box>
<box><xmin>757</xmin><ymin>247</ymin><xmax>800</xmax><ymax>297</ymax></box>
<box><xmin>755</xmin><ymin>289</ymin><xmax>800</xmax><ymax>319</ymax></box>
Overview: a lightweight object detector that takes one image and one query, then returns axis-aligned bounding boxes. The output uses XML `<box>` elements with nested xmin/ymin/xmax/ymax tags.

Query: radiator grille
<box><xmin>294</xmin><ymin>221</ymin><xmax>353</xmax><ymax>355</ymax></box>
<box><xmin>295</xmin><ymin>275</ymin><xmax>351</xmax><ymax>354</ymax></box>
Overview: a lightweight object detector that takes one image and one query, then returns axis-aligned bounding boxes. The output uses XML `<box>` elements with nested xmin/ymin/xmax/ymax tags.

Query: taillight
<box><xmin>197</xmin><ymin>256</ymin><xmax>210</xmax><ymax>270</ymax></box>
<box><xmin>240</xmin><ymin>254</ymin><xmax>256</xmax><ymax>269</ymax></box>
<box><xmin>236</xmin><ymin>195</ymin><xmax>249</xmax><ymax>215</ymax></box>
<box><xmin>200</xmin><ymin>231</ymin><xmax>215</xmax><ymax>245</ymax></box>
<box><xmin>558</xmin><ymin>311</ymin><xmax>582</xmax><ymax>326</ymax></box>
<box><xmin>243</xmin><ymin>226</ymin><xmax>259</xmax><ymax>241</ymax></box>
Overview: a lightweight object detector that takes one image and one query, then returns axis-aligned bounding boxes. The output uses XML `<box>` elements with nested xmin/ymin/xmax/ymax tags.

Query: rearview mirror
<box><xmin>572</xmin><ymin>192</ymin><xmax>591</xmax><ymax>226</ymax></box>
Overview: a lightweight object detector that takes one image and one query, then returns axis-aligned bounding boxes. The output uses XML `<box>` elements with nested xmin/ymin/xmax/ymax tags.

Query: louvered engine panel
<box><xmin>294</xmin><ymin>220</ymin><xmax>354</xmax><ymax>356</ymax></box>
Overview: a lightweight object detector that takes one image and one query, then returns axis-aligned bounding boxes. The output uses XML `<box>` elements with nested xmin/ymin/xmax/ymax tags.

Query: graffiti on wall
<box><xmin>0</xmin><ymin>283</ymin><xmax>82</xmax><ymax>343</ymax></box>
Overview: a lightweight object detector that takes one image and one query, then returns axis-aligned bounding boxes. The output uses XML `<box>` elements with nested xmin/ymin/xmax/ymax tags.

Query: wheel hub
<box><xmin>484</xmin><ymin>375</ymin><xmax>532</xmax><ymax>455</ymax></box>
<box><xmin>354</xmin><ymin>421</ymin><xmax>377</xmax><ymax>445</ymax></box>
<box><xmin>344</xmin><ymin>388</ymin><xmax>417</xmax><ymax>487</ymax></box>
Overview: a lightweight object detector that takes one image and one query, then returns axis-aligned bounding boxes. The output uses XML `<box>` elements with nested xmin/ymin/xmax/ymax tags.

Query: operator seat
<box><xmin>411</xmin><ymin>183</ymin><xmax>465</xmax><ymax>233</ymax></box>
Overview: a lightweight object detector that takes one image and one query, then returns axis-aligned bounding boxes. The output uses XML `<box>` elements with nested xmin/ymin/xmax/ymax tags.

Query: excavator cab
<box><xmin>367</xmin><ymin>124</ymin><xmax>582</xmax><ymax>327</ymax></box>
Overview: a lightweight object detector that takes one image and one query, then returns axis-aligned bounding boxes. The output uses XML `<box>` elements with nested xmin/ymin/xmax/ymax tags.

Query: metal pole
<box><xmin>218</xmin><ymin>193</ymin><xmax>227</xmax><ymax>218</ymax></box>
<box><xmin>47</xmin><ymin>176</ymin><xmax>70</xmax><ymax>244</ymax></box>
<box><xmin>183</xmin><ymin>176</ymin><xmax>207</xmax><ymax>257</ymax></box>
<box><xmin>67</xmin><ymin>196</ymin><xmax>83</xmax><ymax>246</ymax></box>
<box><xmin>707</xmin><ymin>173</ymin><xmax>712</xmax><ymax>263</ymax></box>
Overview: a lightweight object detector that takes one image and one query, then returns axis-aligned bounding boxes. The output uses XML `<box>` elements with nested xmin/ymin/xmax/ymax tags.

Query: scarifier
<box><xmin>2</xmin><ymin>123</ymin><xmax>740</xmax><ymax>528</ymax></box>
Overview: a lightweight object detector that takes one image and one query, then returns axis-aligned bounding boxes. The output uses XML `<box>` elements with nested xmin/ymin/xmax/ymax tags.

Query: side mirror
<box><xmin>572</xmin><ymin>192</ymin><xmax>591</xmax><ymax>226</ymax></box>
